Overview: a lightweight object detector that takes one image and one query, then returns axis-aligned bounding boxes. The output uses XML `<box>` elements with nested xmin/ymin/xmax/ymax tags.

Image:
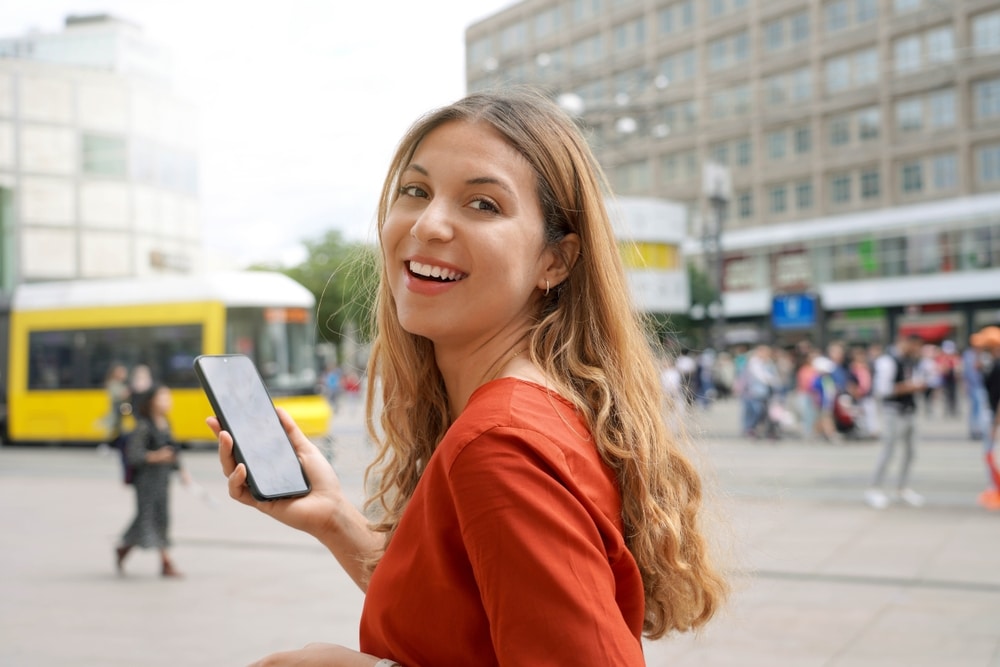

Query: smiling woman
<box><xmin>210</xmin><ymin>88</ymin><xmax>727</xmax><ymax>667</ymax></box>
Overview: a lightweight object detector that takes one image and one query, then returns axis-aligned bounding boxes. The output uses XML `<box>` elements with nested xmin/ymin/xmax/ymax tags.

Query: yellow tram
<box><xmin>4</xmin><ymin>271</ymin><xmax>331</xmax><ymax>445</ymax></box>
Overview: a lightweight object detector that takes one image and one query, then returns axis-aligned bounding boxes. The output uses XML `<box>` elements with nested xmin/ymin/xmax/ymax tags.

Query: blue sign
<box><xmin>772</xmin><ymin>294</ymin><xmax>818</xmax><ymax>330</ymax></box>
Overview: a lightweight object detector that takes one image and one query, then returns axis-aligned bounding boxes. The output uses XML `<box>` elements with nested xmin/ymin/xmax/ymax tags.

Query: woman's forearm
<box><xmin>318</xmin><ymin>496</ymin><xmax>385</xmax><ymax>592</ymax></box>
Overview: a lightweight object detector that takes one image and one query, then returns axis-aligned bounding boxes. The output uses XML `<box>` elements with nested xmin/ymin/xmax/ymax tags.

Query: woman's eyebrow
<box><xmin>403</xmin><ymin>163</ymin><xmax>515</xmax><ymax>196</ymax></box>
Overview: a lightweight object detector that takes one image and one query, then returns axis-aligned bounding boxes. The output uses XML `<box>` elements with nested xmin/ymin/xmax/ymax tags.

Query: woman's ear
<box><xmin>540</xmin><ymin>232</ymin><xmax>581</xmax><ymax>291</ymax></box>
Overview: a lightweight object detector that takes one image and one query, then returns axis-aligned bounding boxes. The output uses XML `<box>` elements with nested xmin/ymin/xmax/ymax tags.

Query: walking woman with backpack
<box><xmin>115</xmin><ymin>383</ymin><xmax>190</xmax><ymax>577</ymax></box>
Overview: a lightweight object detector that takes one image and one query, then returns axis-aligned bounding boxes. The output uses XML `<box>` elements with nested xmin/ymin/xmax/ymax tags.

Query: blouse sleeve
<box><xmin>447</xmin><ymin>427</ymin><xmax>645</xmax><ymax>666</ymax></box>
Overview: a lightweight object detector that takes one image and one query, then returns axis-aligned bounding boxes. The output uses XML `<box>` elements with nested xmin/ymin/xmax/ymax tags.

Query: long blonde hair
<box><xmin>364</xmin><ymin>88</ymin><xmax>726</xmax><ymax>638</ymax></box>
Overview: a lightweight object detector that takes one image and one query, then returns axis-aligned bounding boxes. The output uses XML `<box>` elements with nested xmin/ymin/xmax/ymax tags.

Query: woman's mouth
<box><xmin>408</xmin><ymin>261</ymin><xmax>467</xmax><ymax>283</ymax></box>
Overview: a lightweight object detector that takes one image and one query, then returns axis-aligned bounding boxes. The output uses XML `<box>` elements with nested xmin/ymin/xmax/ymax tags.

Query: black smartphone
<box><xmin>193</xmin><ymin>354</ymin><xmax>310</xmax><ymax>501</ymax></box>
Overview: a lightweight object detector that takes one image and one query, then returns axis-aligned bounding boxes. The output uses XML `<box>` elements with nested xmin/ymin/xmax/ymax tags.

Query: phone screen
<box><xmin>194</xmin><ymin>354</ymin><xmax>310</xmax><ymax>500</ymax></box>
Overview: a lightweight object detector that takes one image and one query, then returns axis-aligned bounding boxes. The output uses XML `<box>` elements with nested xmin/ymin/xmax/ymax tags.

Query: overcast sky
<box><xmin>0</xmin><ymin>0</ymin><xmax>516</xmax><ymax>267</ymax></box>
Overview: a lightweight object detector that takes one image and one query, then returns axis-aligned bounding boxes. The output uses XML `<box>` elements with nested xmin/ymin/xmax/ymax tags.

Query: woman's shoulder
<box><xmin>441</xmin><ymin>378</ymin><xmax>594</xmax><ymax>469</ymax></box>
<box><xmin>465</xmin><ymin>377</ymin><xmax>580</xmax><ymax>429</ymax></box>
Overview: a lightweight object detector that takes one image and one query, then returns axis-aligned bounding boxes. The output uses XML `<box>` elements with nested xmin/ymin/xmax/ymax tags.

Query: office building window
<box><xmin>81</xmin><ymin>133</ymin><xmax>127</xmax><ymax>178</ymax></box>
<box><xmin>854</xmin><ymin>49</ymin><xmax>879</xmax><ymax>86</ymax></box>
<box><xmin>973</xmin><ymin>10</ymin><xmax>1000</xmax><ymax>55</ymax></box>
<box><xmin>708</xmin><ymin>30</ymin><xmax>749</xmax><ymax>71</ymax></box>
<box><xmin>614</xmin><ymin>23</ymin><xmax>628</xmax><ymax>51</ymax></box>
<box><xmin>736</xmin><ymin>138</ymin><xmax>752</xmax><ymax>166</ymax></box>
<box><xmin>825</xmin><ymin>56</ymin><xmax>850</xmax><ymax>93</ymax></box>
<box><xmin>825</xmin><ymin>48</ymin><xmax>877</xmax><ymax>93</ymax></box>
<box><xmin>707</xmin><ymin>0</ymin><xmax>745</xmax><ymax>19</ymax></box>
<box><xmin>975</xmin><ymin>78</ymin><xmax>1000</xmax><ymax>121</ymax></box>
<box><xmin>734</xmin><ymin>31</ymin><xmax>749</xmax><ymax>62</ymax></box>
<box><xmin>830</xmin><ymin>173</ymin><xmax>851</xmax><ymax>203</ymax></box>
<box><xmin>858</xmin><ymin>107</ymin><xmax>880</xmax><ymax>140</ymax></box>
<box><xmin>659</xmin><ymin>48</ymin><xmax>697</xmax><ymax>84</ymax></box>
<box><xmin>926</xmin><ymin>27</ymin><xmax>955</xmax><ymax>64</ymax></box>
<box><xmin>795</xmin><ymin>126</ymin><xmax>811</xmax><ymax>154</ymax></box>
<box><xmin>829</xmin><ymin>115</ymin><xmax>850</xmax><ymax>146</ymax></box>
<box><xmin>895</xmin><ymin>26</ymin><xmax>955</xmax><ymax>75</ymax></box>
<box><xmin>894</xmin><ymin>35</ymin><xmax>921</xmax><ymax>74</ymax></box>
<box><xmin>709</xmin><ymin>38</ymin><xmax>728</xmax><ymax>71</ymax></box>
<box><xmin>900</xmin><ymin>161</ymin><xmax>923</xmax><ymax>193</ymax></box>
<box><xmin>796</xmin><ymin>68</ymin><xmax>813</xmax><ymax>101</ymax></box>
<box><xmin>614</xmin><ymin>159</ymin><xmax>651</xmax><ymax>193</ymax></box>
<box><xmin>661</xmin><ymin>150</ymin><xmax>698</xmax><ymax>182</ymax></box>
<box><xmin>929</xmin><ymin>89</ymin><xmax>956</xmax><ymax>128</ymax></box>
<box><xmin>826</xmin><ymin>0</ymin><xmax>877</xmax><ymax>31</ymax></box>
<box><xmin>770</xmin><ymin>185</ymin><xmax>787</xmax><ymax>214</ymax></box>
<box><xmin>681</xmin><ymin>0</ymin><xmax>694</xmax><ymax>26</ymax></box>
<box><xmin>860</xmin><ymin>168</ymin><xmax>880</xmax><ymax>199</ymax></box>
<box><xmin>738</xmin><ymin>191</ymin><xmax>753</xmax><ymax>218</ymax></box>
<box><xmin>894</xmin><ymin>0</ymin><xmax>920</xmax><ymax>13</ymax></box>
<box><xmin>978</xmin><ymin>144</ymin><xmax>1000</xmax><ymax>184</ymax></box>
<box><xmin>662</xmin><ymin>155</ymin><xmax>678</xmax><ymax>182</ymax></box>
<box><xmin>796</xmin><ymin>180</ymin><xmax>813</xmax><ymax>209</ymax></box>
<box><xmin>468</xmin><ymin>38</ymin><xmax>492</xmax><ymax>67</ymax></box>
<box><xmin>932</xmin><ymin>153</ymin><xmax>957</xmax><ymax>190</ymax></box>
<box><xmin>710</xmin><ymin>84</ymin><xmax>750</xmax><ymax>119</ymax></box>
<box><xmin>534</xmin><ymin>7</ymin><xmax>564</xmax><ymax>38</ymax></box>
<box><xmin>572</xmin><ymin>0</ymin><xmax>602</xmax><ymax>22</ymax></box>
<box><xmin>825</xmin><ymin>0</ymin><xmax>849</xmax><ymax>32</ymax></box>
<box><xmin>766</xmin><ymin>74</ymin><xmax>786</xmax><ymax>105</ymax></box>
<box><xmin>613</xmin><ymin>18</ymin><xmax>646</xmax><ymax>52</ymax></box>
<box><xmin>791</xmin><ymin>11</ymin><xmax>810</xmax><ymax>43</ymax></box>
<box><xmin>711</xmin><ymin>143</ymin><xmax>729</xmax><ymax>165</ymax></box>
<box><xmin>857</xmin><ymin>0</ymin><xmax>878</xmax><ymax>23</ymax></box>
<box><xmin>659</xmin><ymin>5</ymin><xmax>676</xmax><ymax>34</ymax></box>
<box><xmin>573</xmin><ymin>33</ymin><xmax>604</xmax><ymax>67</ymax></box>
<box><xmin>499</xmin><ymin>22</ymin><xmax>527</xmax><ymax>54</ymax></box>
<box><xmin>660</xmin><ymin>99</ymin><xmax>698</xmax><ymax>133</ymax></box>
<box><xmin>896</xmin><ymin>97</ymin><xmax>923</xmax><ymax>132</ymax></box>
<box><xmin>768</xmin><ymin>131</ymin><xmax>787</xmax><ymax>159</ymax></box>
<box><xmin>765</xmin><ymin>19</ymin><xmax>784</xmax><ymax>52</ymax></box>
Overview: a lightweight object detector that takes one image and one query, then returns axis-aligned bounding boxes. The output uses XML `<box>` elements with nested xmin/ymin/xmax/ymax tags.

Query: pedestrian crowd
<box><xmin>660</xmin><ymin>325</ymin><xmax>1000</xmax><ymax>511</ymax></box>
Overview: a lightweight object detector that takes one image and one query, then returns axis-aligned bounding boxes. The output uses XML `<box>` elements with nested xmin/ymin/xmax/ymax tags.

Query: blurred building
<box><xmin>466</xmin><ymin>0</ymin><xmax>1000</xmax><ymax>346</ymax></box>
<box><xmin>0</xmin><ymin>14</ymin><xmax>201</xmax><ymax>293</ymax></box>
<box><xmin>609</xmin><ymin>196</ymin><xmax>689</xmax><ymax>314</ymax></box>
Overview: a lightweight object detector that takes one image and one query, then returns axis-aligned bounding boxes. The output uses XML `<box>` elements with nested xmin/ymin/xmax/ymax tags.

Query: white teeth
<box><xmin>409</xmin><ymin>261</ymin><xmax>464</xmax><ymax>281</ymax></box>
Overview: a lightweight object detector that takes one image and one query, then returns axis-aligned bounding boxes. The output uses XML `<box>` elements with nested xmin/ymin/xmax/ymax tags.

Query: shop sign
<box><xmin>772</xmin><ymin>293</ymin><xmax>819</xmax><ymax>330</ymax></box>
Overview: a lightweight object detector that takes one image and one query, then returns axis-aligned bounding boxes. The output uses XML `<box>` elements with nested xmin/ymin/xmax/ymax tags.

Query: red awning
<box><xmin>899</xmin><ymin>323</ymin><xmax>954</xmax><ymax>343</ymax></box>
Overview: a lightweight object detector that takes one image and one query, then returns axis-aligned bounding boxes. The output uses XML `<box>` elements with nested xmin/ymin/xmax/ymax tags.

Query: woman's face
<box><xmin>381</xmin><ymin>120</ymin><xmax>558</xmax><ymax>348</ymax></box>
<box><xmin>151</xmin><ymin>387</ymin><xmax>172</xmax><ymax>416</ymax></box>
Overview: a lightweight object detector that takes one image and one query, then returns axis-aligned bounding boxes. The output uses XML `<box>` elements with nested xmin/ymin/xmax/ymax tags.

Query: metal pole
<box><xmin>710</xmin><ymin>194</ymin><xmax>727</xmax><ymax>351</ymax></box>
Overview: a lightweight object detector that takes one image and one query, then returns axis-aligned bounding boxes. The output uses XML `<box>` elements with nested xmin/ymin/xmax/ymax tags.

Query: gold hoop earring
<box><xmin>545</xmin><ymin>280</ymin><xmax>550</xmax><ymax>296</ymax></box>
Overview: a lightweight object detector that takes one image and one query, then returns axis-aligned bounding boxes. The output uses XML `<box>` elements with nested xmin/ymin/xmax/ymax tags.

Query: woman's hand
<box><xmin>209</xmin><ymin>408</ymin><xmax>384</xmax><ymax>591</ymax></box>
<box><xmin>207</xmin><ymin>408</ymin><xmax>346</xmax><ymax>540</ymax></box>
<box><xmin>247</xmin><ymin>643</ymin><xmax>380</xmax><ymax>667</ymax></box>
<box><xmin>147</xmin><ymin>448</ymin><xmax>177</xmax><ymax>464</ymax></box>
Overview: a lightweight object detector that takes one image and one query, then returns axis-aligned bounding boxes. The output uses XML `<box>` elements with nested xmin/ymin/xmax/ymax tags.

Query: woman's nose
<box><xmin>410</xmin><ymin>199</ymin><xmax>454</xmax><ymax>243</ymax></box>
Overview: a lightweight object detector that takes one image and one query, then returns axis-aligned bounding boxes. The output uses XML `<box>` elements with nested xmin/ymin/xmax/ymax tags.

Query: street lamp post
<box><xmin>703</xmin><ymin>162</ymin><xmax>730</xmax><ymax>351</ymax></box>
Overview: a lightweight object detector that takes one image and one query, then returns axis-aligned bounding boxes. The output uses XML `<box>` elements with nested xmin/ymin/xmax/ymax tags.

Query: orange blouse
<box><xmin>360</xmin><ymin>378</ymin><xmax>645</xmax><ymax>666</ymax></box>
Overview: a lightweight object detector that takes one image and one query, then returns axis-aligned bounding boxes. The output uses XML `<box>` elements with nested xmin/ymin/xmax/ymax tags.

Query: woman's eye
<box><xmin>470</xmin><ymin>198</ymin><xmax>500</xmax><ymax>214</ymax></box>
<box><xmin>400</xmin><ymin>185</ymin><xmax>428</xmax><ymax>198</ymax></box>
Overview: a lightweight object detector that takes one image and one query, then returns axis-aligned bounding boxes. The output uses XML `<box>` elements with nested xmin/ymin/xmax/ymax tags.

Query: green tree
<box><xmin>253</xmin><ymin>230</ymin><xmax>379</xmax><ymax>356</ymax></box>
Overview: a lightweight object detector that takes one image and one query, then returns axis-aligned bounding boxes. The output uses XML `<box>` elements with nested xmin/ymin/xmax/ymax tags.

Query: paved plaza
<box><xmin>1</xmin><ymin>398</ymin><xmax>998</xmax><ymax>666</ymax></box>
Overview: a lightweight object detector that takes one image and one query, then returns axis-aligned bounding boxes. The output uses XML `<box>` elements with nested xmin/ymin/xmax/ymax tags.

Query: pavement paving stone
<box><xmin>3</xmin><ymin>397</ymin><xmax>1000</xmax><ymax>666</ymax></box>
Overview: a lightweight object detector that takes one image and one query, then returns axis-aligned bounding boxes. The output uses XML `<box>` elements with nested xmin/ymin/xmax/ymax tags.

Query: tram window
<box><xmin>226</xmin><ymin>307</ymin><xmax>316</xmax><ymax>392</ymax></box>
<box><xmin>28</xmin><ymin>325</ymin><xmax>202</xmax><ymax>390</ymax></box>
